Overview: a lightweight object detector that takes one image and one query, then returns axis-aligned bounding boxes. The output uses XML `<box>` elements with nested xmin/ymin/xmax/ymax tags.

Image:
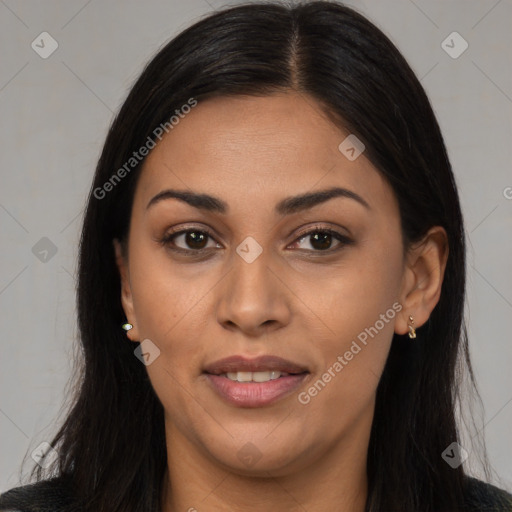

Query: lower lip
<box><xmin>204</xmin><ymin>373</ymin><xmax>309</xmax><ymax>408</ymax></box>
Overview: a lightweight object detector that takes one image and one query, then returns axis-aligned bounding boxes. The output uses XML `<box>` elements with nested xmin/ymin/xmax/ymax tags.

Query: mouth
<box><xmin>202</xmin><ymin>355</ymin><xmax>310</xmax><ymax>407</ymax></box>
<box><xmin>215</xmin><ymin>370</ymin><xmax>300</xmax><ymax>383</ymax></box>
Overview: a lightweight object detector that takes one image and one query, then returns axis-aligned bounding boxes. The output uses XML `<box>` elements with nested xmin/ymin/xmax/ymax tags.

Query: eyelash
<box><xmin>158</xmin><ymin>224</ymin><xmax>353</xmax><ymax>257</ymax></box>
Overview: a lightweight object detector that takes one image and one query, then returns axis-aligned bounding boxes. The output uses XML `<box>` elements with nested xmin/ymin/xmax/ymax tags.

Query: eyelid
<box><xmin>294</xmin><ymin>222</ymin><xmax>350</xmax><ymax>240</ymax></box>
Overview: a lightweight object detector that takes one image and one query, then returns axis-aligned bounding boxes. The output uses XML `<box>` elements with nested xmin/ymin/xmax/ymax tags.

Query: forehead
<box><xmin>134</xmin><ymin>92</ymin><xmax>395</xmax><ymax>218</ymax></box>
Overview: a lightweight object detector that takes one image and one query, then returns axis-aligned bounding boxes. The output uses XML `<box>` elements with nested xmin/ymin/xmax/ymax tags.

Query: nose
<box><xmin>215</xmin><ymin>247</ymin><xmax>292</xmax><ymax>337</ymax></box>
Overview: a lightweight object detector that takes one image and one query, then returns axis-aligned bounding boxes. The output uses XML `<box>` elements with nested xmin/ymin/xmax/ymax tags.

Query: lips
<box><xmin>202</xmin><ymin>355</ymin><xmax>310</xmax><ymax>407</ymax></box>
<box><xmin>203</xmin><ymin>354</ymin><xmax>309</xmax><ymax>375</ymax></box>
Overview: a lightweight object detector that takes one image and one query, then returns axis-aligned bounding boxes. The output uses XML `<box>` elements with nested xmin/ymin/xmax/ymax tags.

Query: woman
<box><xmin>1</xmin><ymin>1</ymin><xmax>511</xmax><ymax>511</ymax></box>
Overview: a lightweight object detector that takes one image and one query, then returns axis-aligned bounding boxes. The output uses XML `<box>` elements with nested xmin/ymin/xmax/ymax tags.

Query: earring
<box><xmin>122</xmin><ymin>323</ymin><xmax>133</xmax><ymax>331</ymax></box>
<box><xmin>408</xmin><ymin>315</ymin><xmax>416</xmax><ymax>339</ymax></box>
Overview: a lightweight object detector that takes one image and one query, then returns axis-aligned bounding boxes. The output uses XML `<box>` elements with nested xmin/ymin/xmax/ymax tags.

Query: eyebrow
<box><xmin>146</xmin><ymin>186</ymin><xmax>370</xmax><ymax>215</ymax></box>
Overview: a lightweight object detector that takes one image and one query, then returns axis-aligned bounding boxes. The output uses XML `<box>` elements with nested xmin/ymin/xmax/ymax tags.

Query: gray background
<box><xmin>1</xmin><ymin>0</ymin><xmax>511</xmax><ymax>494</ymax></box>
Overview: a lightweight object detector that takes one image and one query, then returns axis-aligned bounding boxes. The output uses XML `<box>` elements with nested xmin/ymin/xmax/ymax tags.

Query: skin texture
<box><xmin>113</xmin><ymin>92</ymin><xmax>448</xmax><ymax>512</ymax></box>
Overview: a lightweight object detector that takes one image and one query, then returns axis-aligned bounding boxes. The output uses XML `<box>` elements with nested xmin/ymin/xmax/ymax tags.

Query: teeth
<box><xmin>225</xmin><ymin>371</ymin><xmax>286</xmax><ymax>382</ymax></box>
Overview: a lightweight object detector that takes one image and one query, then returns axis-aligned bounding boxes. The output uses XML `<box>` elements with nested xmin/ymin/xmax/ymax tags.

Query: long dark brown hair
<box><xmin>25</xmin><ymin>1</ymin><xmax>489</xmax><ymax>510</ymax></box>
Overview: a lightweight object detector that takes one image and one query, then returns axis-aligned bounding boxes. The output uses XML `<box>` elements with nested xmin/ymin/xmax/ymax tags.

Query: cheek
<box><xmin>298</xmin><ymin>237</ymin><xmax>402</xmax><ymax>415</ymax></box>
<box><xmin>128</xmin><ymin>241</ymin><xmax>208</xmax><ymax>340</ymax></box>
<box><xmin>298</xmin><ymin>302</ymin><xmax>395</xmax><ymax>434</ymax></box>
<box><xmin>127</xmin><ymin>249</ymin><xmax>209</xmax><ymax>418</ymax></box>
<box><xmin>126</xmin><ymin>250</ymin><xmax>216</xmax><ymax>411</ymax></box>
<box><xmin>307</xmin><ymin>239</ymin><xmax>402</xmax><ymax>335</ymax></box>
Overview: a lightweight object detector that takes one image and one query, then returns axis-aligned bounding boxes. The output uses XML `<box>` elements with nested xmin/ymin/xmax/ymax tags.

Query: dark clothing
<box><xmin>1</xmin><ymin>474</ymin><xmax>512</xmax><ymax>511</ymax></box>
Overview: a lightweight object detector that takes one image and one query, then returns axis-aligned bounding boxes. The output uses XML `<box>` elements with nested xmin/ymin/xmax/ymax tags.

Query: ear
<box><xmin>395</xmin><ymin>226</ymin><xmax>449</xmax><ymax>336</ymax></box>
<box><xmin>113</xmin><ymin>238</ymin><xmax>140</xmax><ymax>342</ymax></box>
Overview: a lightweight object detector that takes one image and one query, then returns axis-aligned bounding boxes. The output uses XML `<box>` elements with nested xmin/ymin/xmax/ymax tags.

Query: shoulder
<box><xmin>464</xmin><ymin>476</ymin><xmax>512</xmax><ymax>511</ymax></box>
<box><xmin>0</xmin><ymin>476</ymin><xmax>80</xmax><ymax>512</ymax></box>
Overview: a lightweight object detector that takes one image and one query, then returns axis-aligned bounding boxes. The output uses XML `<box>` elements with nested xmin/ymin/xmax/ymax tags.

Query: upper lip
<box><xmin>203</xmin><ymin>355</ymin><xmax>309</xmax><ymax>375</ymax></box>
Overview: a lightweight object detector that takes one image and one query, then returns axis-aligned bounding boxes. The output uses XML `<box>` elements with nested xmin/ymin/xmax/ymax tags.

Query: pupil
<box><xmin>311</xmin><ymin>232</ymin><xmax>332</xmax><ymax>250</ymax></box>
<box><xmin>186</xmin><ymin>231</ymin><xmax>207</xmax><ymax>249</ymax></box>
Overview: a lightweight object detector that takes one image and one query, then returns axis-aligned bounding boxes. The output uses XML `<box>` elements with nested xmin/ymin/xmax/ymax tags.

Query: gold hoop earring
<box><xmin>408</xmin><ymin>315</ymin><xmax>416</xmax><ymax>339</ymax></box>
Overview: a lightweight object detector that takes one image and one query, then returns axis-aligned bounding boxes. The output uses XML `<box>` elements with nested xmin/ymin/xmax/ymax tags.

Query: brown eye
<box><xmin>309</xmin><ymin>232</ymin><xmax>335</xmax><ymax>250</ymax></box>
<box><xmin>181</xmin><ymin>231</ymin><xmax>209</xmax><ymax>250</ymax></box>
<box><xmin>292</xmin><ymin>228</ymin><xmax>352</xmax><ymax>252</ymax></box>
<box><xmin>160</xmin><ymin>225</ymin><xmax>352</xmax><ymax>257</ymax></box>
<box><xmin>160</xmin><ymin>229</ymin><xmax>219</xmax><ymax>252</ymax></box>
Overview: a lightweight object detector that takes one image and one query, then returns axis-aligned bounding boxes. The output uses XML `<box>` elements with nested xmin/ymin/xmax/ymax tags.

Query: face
<box><xmin>115</xmin><ymin>92</ymin><xmax>410</xmax><ymax>476</ymax></box>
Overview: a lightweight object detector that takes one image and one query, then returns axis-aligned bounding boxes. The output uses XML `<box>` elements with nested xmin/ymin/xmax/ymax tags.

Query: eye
<box><xmin>158</xmin><ymin>224</ymin><xmax>352</xmax><ymax>256</ymax></box>
<box><xmin>160</xmin><ymin>228</ymin><xmax>220</xmax><ymax>253</ymax></box>
<box><xmin>289</xmin><ymin>226</ymin><xmax>352</xmax><ymax>252</ymax></box>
